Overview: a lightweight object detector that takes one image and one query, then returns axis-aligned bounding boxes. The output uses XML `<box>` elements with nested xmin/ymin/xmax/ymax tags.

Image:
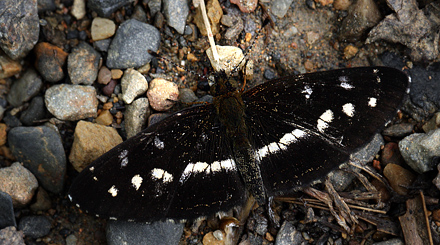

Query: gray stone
<box><xmin>107</xmin><ymin>19</ymin><xmax>160</xmax><ymax>69</ymax></box>
<box><xmin>275</xmin><ymin>221</ymin><xmax>304</xmax><ymax>245</ymax></box>
<box><xmin>121</xmin><ymin>68</ymin><xmax>149</xmax><ymax>104</ymax></box>
<box><xmin>18</xmin><ymin>216</ymin><xmax>51</xmax><ymax>239</ymax></box>
<box><xmin>125</xmin><ymin>98</ymin><xmax>150</xmax><ymax>138</ymax></box>
<box><xmin>163</xmin><ymin>0</ymin><xmax>189</xmax><ymax>34</ymax></box>
<box><xmin>20</xmin><ymin>96</ymin><xmax>47</xmax><ymax>126</ymax></box>
<box><xmin>88</xmin><ymin>0</ymin><xmax>135</xmax><ymax>17</ymax></box>
<box><xmin>9</xmin><ymin>126</ymin><xmax>66</xmax><ymax>193</ymax></box>
<box><xmin>0</xmin><ymin>162</ymin><xmax>38</xmax><ymax>206</ymax></box>
<box><xmin>271</xmin><ymin>0</ymin><xmax>294</xmax><ymax>19</ymax></box>
<box><xmin>0</xmin><ymin>191</ymin><xmax>16</xmax><ymax>228</ymax></box>
<box><xmin>7</xmin><ymin>69</ymin><xmax>43</xmax><ymax>107</ymax></box>
<box><xmin>68</xmin><ymin>42</ymin><xmax>101</xmax><ymax>85</ymax></box>
<box><xmin>45</xmin><ymin>84</ymin><xmax>98</xmax><ymax>121</ymax></box>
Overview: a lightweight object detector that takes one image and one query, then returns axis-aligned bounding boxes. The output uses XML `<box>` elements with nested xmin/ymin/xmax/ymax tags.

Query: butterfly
<box><xmin>68</xmin><ymin>66</ymin><xmax>410</xmax><ymax>222</ymax></box>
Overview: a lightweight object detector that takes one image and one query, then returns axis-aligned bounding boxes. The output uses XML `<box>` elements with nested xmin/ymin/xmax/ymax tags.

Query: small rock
<box><xmin>121</xmin><ymin>68</ymin><xmax>149</xmax><ymax>104</ymax></box>
<box><xmin>34</xmin><ymin>42</ymin><xmax>68</xmax><ymax>83</ymax></box>
<box><xmin>37</xmin><ymin>0</ymin><xmax>56</xmax><ymax>13</ymax></box>
<box><xmin>0</xmin><ymin>162</ymin><xmax>38</xmax><ymax>206</ymax></box>
<box><xmin>306</xmin><ymin>31</ymin><xmax>320</xmax><ymax>45</ymax></box>
<box><xmin>333</xmin><ymin>0</ymin><xmax>352</xmax><ymax>10</ymax></box>
<box><xmin>7</xmin><ymin>69</ymin><xmax>43</xmax><ymax>107</ymax></box>
<box><xmin>91</xmin><ymin>17</ymin><xmax>116</xmax><ymax>41</ymax></box>
<box><xmin>95</xmin><ymin>110</ymin><xmax>113</xmax><ymax>126</ymax></box>
<box><xmin>0</xmin><ymin>123</ymin><xmax>7</xmax><ymax>146</ymax></box>
<box><xmin>0</xmin><ymin>0</ymin><xmax>39</xmax><ymax>60</ymax></box>
<box><xmin>125</xmin><ymin>98</ymin><xmax>150</xmax><ymax>138</ymax></box>
<box><xmin>94</xmin><ymin>38</ymin><xmax>112</xmax><ymax>52</ymax></box>
<box><xmin>132</xmin><ymin>5</ymin><xmax>148</xmax><ymax>22</ymax></box>
<box><xmin>29</xmin><ymin>187</ymin><xmax>51</xmax><ymax>212</ymax></box>
<box><xmin>0</xmin><ymin>54</ymin><xmax>22</xmax><ymax>79</ymax></box>
<box><xmin>111</xmin><ymin>69</ymin><xmax>124</xmax><ymax>79</ymax></box>
<box><xmin>230</xmin><ymin>0</ymin><xmax>258</xmax><ymax>13</ymax></box>
<box><xmin>178</xmin><ymin>88</ymin><xmax>198</xmax><ymax>104</ymax></box>
<box><xmin>0</xmin><ymin>226</ymin><xmax>25</xmax><ymax>244</ymax></box>
<box><xmin>381</xmin><ymin>142</ymin><xmax>404</xmax><ymax>166</ymax></box>
<box><xmin>194</xmin><ymin>2</ymin><xmax>221</xmax><ymax>37</ymax></box>
<box><xmin>382</xmin><ymin>123</ymin><xmax>414</xmax><ymax>137</ymax></box>
<box><xmin>423</xmin><ymin>112</ymin><xmax>440</xmax><ymax>132</ymax></box>
<box><xmin>202</xmin><ymin>231</ymin><xmax>224</xmax><ymax>245</ymax></box>
<box><xmin>45</xmin><ymin>84</ymin><xmax>98</xmax><ymax>121</ymax></box>
<box><xmin>343</xmin><ymin>44</ymin><xmax>358</xmax><ymax>60</ymax></box>
<box><xmin>102</xmin><ymin>80</ymin><xmax>118</xmax><ymax>96</ymax></box>
<box><xmin>0</xmin><ymin>191</ymin><xmax>16</xmax><ymax>228</ymax></box>
<box><xmin>372</xmin><ymin>238</ymin><xmax>404</xmax><ymax>245</ymax></box>
<box><xmin>146</xmin><ymin>78</ymin><xmax>179</xmax><ymax>111</ymax></box>
<box><xmin>223</xmin><ymin>15</ymin><xmax>244</xmax><ymax>40</ymax></box>
<box><xmin>315</xmin><ymin>0</ymin><xmax>333</xmax><ymax>6</ymax></box>
<box><xmin>163</xmin><ymin>0</ymin><xmax>189</xmax><ymax>34</ymax></box>
<box><xmin>271</xmin><ymin>0</ymin><xmax>294</xmax><ymax>19</ymax></box>
<box><xmin>8</xmin><ymin>126</ymin><xmax>66</xmax><ymax>194</ymax></box>
<box><xmin>71</xmin><ymin>0</ymin><xmax>86</xmax><ymax>19</ymax></box>
<box><xmin>148</xmin><ymin>0</ymin><xmax>161</xmax><ymax>17</ymax></box>
<box><xmin>69</xmin><ymin>120</ymin><xmax>123</xmax><ymax>172</ymax></box>
<box><xmin>399</xmin><ymin>129</ymin><xmax>440</xmax><ymax>174</ymax></box>
<box><xmin>283</xmin><ymin>25</ymin><xmax>298</xmax><ymax>38</ymax></box>
<box><xmin>206</xmin><ymin>45</ymin><xmax>244</xmax><ymax>74</ymax></box>
<box><xmin>98</xmin><ymin>66</ymin><xmax>112</xmax><ymax>85</ymax></box>
<box><xmin>275</xmin><ymin>221</ymin><xmax>305</xmax><ymax>245</ymax></box>
<box><xmin>68</xmin><ymin>42</ymin><xmax>101</xmax><ymax>85</ymax></box>
<box><xmin>3</xmin><ymin>112</ymin><xmax>21</xmax><ymax>128</ymax></box>
<box><xmin>383</xmin><ymin>163</ymin><xmax>415</xmax><ymax>195</ymax></box>
<box><xmin>106</xmin><ymin>220</ymin><xmax>184</xmax><ymax>245</ymax></box>
<box><xmin>339</xmin><ymin>0</ymin><xmax>382</xmax><ymax>42</ymax></box>
<box><xmin>87</xmin><ymin>0</ymin><xmax>135</xmax><ymax>17</ymax></box>
<box><xmin>107</xmin><ymin>19</ymin><xmax>160</xmax><ymax>69</ymax></box>
<box><xmin>18</xmin><ymin>216</ymin><xmax>51</xmax><ymax>239</ymax></box>
<box><xmin>19</xmin><ymin>96</ymin><xmax>47</xmax><ymax>126</ymax></box>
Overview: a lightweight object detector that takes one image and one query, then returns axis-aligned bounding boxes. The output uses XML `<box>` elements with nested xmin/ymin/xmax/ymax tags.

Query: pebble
<box><xmin>0</xmin><ymin>0</ymin><xmax>39</xmax><ymax>60</ymax></box>
<box><xmin>206</xmin><ymin>46</ymin><xmax>244</xmax><ymax>74</ymax></box>
<box><xmin>381</xmin><ymin>142</ymin><xmax>404</xmax><ymax>166</ymax></box>
<box><xmin>0</xmin><ymin>123</ymin><xmax>6</xmax><ymax>146</ymax></box>
<box><xmin>275</xmin><ymin>221</ymin><xmax>305</xmax><ymax>245</ymax></box>
<box><xmin>423</xmin><ymin>112</ymin><xmax>440</xmax><ymax>132</ymax></box>
<box><xmin>306</xmin><ymin>31</ymin><xmax>320</xmax><ymax>45</ymax></box>
<box><xmin>87</xmin><ymin>0</ymin><xmax>133</xmax><ymax>17</ymax></box>
<box><xmin>91</xmin><ymin>17</ymin><xmax>116</xmax><ymax>41</ymax></box>
<box><xmin>95</xmin><ymin>110</ymin><xmax>113</xmax><ymax>126</ymax></box>
<box><xmin>148</xmin><ymin>0</ymin><xmax>161</xmax><ymax>17</ymax></box>
<box><xmin>399</xmin><ymin>128</ymin><xmax>440</xmax><ymax>174</ymax></box>
<box><xmin>193</xmin><ymin>0</ymin><xmax>222</xmax><ymax>36</ymax></box>
<box><xmin>383</xmin><ymin>163</ymin><xmax>415</xmax><ymax>196</ymax></box>
<box><xmin>339</xmin><ymin>0</ymin><xmax>382</xmax><ymax>42</ymax></box>
<box><xmin>94</xmin><ymin>38</ymin><xmax>112</xmax><ymax>52</ymax></box>
<box><xmin>132</xmin><ymin>5</ymin><xmax>148</xmax><ymax>22</ymax></box>
<box><xmin>107</xmin><ymin>19</ymin><xmax>160</xmax><ymax>69</ymax></box>
<box><xmin>3</xmin><ymin>112</ymin><xmax>22</xmax><ymax>128</ymax></box>
<box><xmin>71</xmin><ymin>0</ymin><xmax>86</xmax><ymax>19</ymax></box>
<box><xmin>106</xmin><ymin>220</ymin><xmax>184</xmax><ymax>245</ymax></box>
<box><xmin>19</xmin><ymin>96</ymin><xmax>47</xmax><ymax>126</ymax></box>
<box><xmin>18</xmin><ymin>216</ymin><xmax>51</xmax><ymax>239</ymax></box>
<box><xmin>343</xmin><ymin>44</ymin><xmax>358</xmax><ymax>60</ymax></box>
<box><xmin>0</xmin><ymin>226</ymin><xmax>25</xmax><ymax>244</ymax></box>
<box><xmin>333</xmin><ymin>0</ymin><xmax>352</xmax><ymax>10</ymax></box>
<box><xmin>372</xmin><ymin>238</ymin><xmax>404</xmax><ymax>245</ymax></box>
<box><xmin>0</xmin><ymin>54</ymin><xmax>22</xmax><ymax>79</ymax></box>
<box><xmin>162</xmin><ymin>0</ymin><xmax>189</xmax><ymax>34</ymax></box>
<box><xmin>0</xmin><ymin>191</ymin><xmax>16</xmax><ymax>227</ymax></box>
<box><xmin>178</xmin><ymin>88</ymin><xmax>198</xmax><ymax>104</ymax></box>
<box><xmin>45</xmin><ymin>84</ymin><xmax>98</xmax><ymax>121</ymax></box>
<box><xmin>97</xmin><ymin>66</ymin><xmax>112</xmax><ymax>85</ymax></box>
<box><xmin>103</xmin><ymin>80</ymin><xmax>118</xmax><ymax>96</ymax></box>
<box><xmin>202</xmin><ymin>231</ymin><xmax>224</xmax><ymax>244</ymax></box>
<box><xmin>121</xmin><ymin>68</ymin><xmax>149</xmax><ymax>104</ymax></box>
<box><xmin>146</xmin><ymin>78</ymin><xmax>179</xmax><ymax>111</ymax></box>
<box><xmin>315</xmin><ymin>0</ymin><xmax>333</xmax><ymax>6</ymax></box>
<box><xmin>8</xmin><ymin>126</ymin><xmax>66</xmax><ymax>194</ymax></box>
<box><xmin>7</xmin><ymin>69</ymin><xmax>43</xmax><ymax>107</ymax></box>
<box><xmin>283</xmin><ymin>25</ymin><xmax>298</xmax><ymax>38</ymax></box>
<box><xmin>433</xmin><ymin>164</ymin><xmax>440</xmax><ymax>191</ymax></box>
<box><xmin>382</xmin><ymin>123</ymin><xmax>414</xmax><ymax>137</ymax></box>
<box><xmin>34</xmin><ymin>42</ymin><xmax>68</xmax><ymax>83</ymax></box>
<box><xmin>230</xmin><ymin>0</ymin><xmax>258</xmax><ymax>13</ymax></box>
<box><xmin>29</xmin><ymin>187</ymin><xmax>52</xmax><ymax>212</ymax></box>
<box><xmin>263</xmin><ymin>69</ymin><xmax>276</xmax><ymax>80</ymax></box>
<box><xmin>223</xmin><ymin>15</ymin><xmax>244</xmax><ymax>40</ymax></box>
<box><xmin>111</xmin><ymin>69</ymin><xmax>124</xmax><ymax>79</ymax></box>
<box><xmin>37</xmin><ymin>0</ymin><xmax>56</xmax><ymax>13</ymax></box>
<box><xmin>0</xmin><ymin>162</ymin><xmax>38</xmax><ymax>206</ymax></box>
<box><xmin>68</xmin><ymin>42</ymin><xmax>101</xmax><ymax>85</ymax></box>
<box><xmin>69</xmin><ymin>120</ymin><xmax>123</xmax><ymax>172</ymax></box>
<box><xmin>271</xmin><ymin>0</ymin><xmax>294</xmax><ymax>18</ymax></box>
<box><xmin>125</xmin><ymin>98</ymin><xmax>150</xmax><ymax>138</ymax></box>
<box><xmin>65</xmin><ymin>234</ymin><xmax>78</xmax><ymax>245</ymax></box>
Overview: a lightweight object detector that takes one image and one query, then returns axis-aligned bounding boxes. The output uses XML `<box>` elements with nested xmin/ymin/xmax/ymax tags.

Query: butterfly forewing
<box><xmin>69</xmin><ymin>105</ymin><xmax>246</xmax><ymax>222</ymax></box>
<box><xmin>242</xmin><ymin>66</ymin><xmax>409</xmax><ymax>195</ymax></box>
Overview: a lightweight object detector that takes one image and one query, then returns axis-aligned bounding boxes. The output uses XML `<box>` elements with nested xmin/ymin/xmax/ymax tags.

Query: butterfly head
<box><xmin>210</xmin><ymin>71</ymin><xmax>241</xmax><ymax>97</ymax></box>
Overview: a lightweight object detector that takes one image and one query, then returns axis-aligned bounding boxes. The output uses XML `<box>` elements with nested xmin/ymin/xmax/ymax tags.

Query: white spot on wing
<box><xmin>342</xmin><ymin>103</ymin><xmax>355</xmax><ymax>117</ymax></box>
<box><xmin>108</xmin><ymin>185</ymin><xmax>118</xmax><ymax>197</ymax></box>
<box><xmin>154</xmin><ymin>136</ymin><xmax>165</xmax><ymax>149</ymax></box>
<box><xmin>68</xmin><ymin>194</ymin><xmax>72</xmax><ymax>201</ymax></box>
<box><xmin>301</xmin><ymin>85</ymin><xmax>313</xmax><ymax>99</ymax></box>
<box><xmin>151</xmin><ymin>168</ymin><xmax>173</xmax><ymax>183</ymax></box>
<box><xmin>179</xmin><ymin>159</ymin><xmax>236</xmax><ymax>184</ymax></box>
<box><xmin>368</xmin><ymin>97</ymin><xmax>377</xmax><ymax>107</ymax></box>
<box><xmin>256</xmin><ymin>129</ymin><xmax>307</xmax><ymax>159</ymax></box>
<box><xmin>120</xmin><ymin>157</ymin><xmax>128</xmax><ymax>167</ymax></box>
<box><xmin>89</xmin><ymin>166</ymin><xmax>94</xmax><ymax>172</ymax></box>
<box><xmin>340</xmin><ymin>81</ymin><xmax>354</xmax><ymax>90</ymax></box>
<box><xmin>119</xmin><ymin>150</ymin><xmax>129</xmax><ymax>167</ymax></box>
<box><xmin>339</xmin><ymin>76</ymin><xmax>349</xmax><ymax>82</ymax></box>
<box><xmin>373</xmin><ymin>69</ymin><xmax>379</xmax><ymax>73</ymax></box>
<box><xmin>93</xmin><ymin>176</ymin><xmax>98</xmax><ymax>181</ymax></box>
<box><xmin>319</xmin><ymin>109</ymin><xmax>334</xmax><ymax>122</ymax></box>
<box><xmin>131</xmin><ymin>174</ymin><xmax>143</xmax><ymax>190</ymax></box>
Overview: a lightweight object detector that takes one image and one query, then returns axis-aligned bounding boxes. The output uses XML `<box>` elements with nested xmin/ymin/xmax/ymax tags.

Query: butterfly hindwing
<box><xmin>242</xmin><ymin>66</ymin><xmax>409</xmax><ymax>195</ymax></box>
<box><xmin>69</xmin><ymin>104</ymin><xmax>246</xmax><ymax>222</ymax></box>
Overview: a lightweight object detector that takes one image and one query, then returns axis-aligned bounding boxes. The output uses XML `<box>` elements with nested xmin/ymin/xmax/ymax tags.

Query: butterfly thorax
<box><xmin>212</xmin><ymin>75</ymin><xmax>267</xmax><ymax>205</ymax></box>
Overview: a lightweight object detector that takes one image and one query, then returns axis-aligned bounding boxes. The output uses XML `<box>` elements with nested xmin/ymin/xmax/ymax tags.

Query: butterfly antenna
<box><xmin>148</xmin><ymin>50</ymin><xmax>209</xmax><ymax>81</ymax></box>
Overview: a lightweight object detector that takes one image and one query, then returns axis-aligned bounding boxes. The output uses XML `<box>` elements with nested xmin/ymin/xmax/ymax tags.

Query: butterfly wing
<box><xmin>69</xmin><ymin>105</ymin><xmax>246</xmax><ymax>222</ymax></box>
<box><xmin>242</xmin><ymin>66</ymin><xmax>409</xmax><ymax>196</ymax></box>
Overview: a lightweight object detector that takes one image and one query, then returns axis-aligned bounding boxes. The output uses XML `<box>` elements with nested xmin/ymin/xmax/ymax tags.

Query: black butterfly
<box><xmin>69</xmin><ymin>66</ymin><xmax>410</xmax><ymax>222</ymax></box>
